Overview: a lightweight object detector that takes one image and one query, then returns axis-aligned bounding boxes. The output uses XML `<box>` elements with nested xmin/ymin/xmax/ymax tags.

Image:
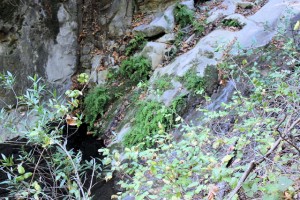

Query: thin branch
<box><xmin>87</xmin><ymin>158</ymin><xmax>96</xmax><ymax>196</ymax></box>
<box><xmin>226</xmin><ymin>116</ymin><xmax>300</xmax><ymax>200</ymax></box>
<box><xmin>56</xmin><ymin>142</ymin><xmax>87</xmax><ymax>200</ymax></box>
<box><xmin>278</xmin><ymin>117</ymin><xmax>300</xmax><ymax>154</ymax></box>
<box><xmin>226</xmin><ymin>138</ymin><xmax>282</xmax><ymax>200</ymax></box>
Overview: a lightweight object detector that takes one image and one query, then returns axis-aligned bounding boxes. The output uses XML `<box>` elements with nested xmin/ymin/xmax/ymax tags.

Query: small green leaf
<box><xmin>222</xmin><ymin>154</ymin><xmax>233</xmax><ymax>163</ymax></box>
<box><xmin>187</xmin><ymin>181</ymin><xmax>199</xmax><ymax>188</ymax></box>
<box><xmin>15</xmin><ymin>176</ymin><xmax>25</xmax><ymax>182</ymax></box>
<box><xmin>23</xmin><ymin>172</ymin><xmax>32</xmax><ymax>179</ymax></box>
<box><xmin>17</xmin><ymin>164</ymin><xmax>25</xmax><ymax>174</ymax></box>
<box><xmin>148</xmin><ymin>195</ymin><xmax>158</xmax><ymax>199</ymax></box>
<box><xmin>32</xmin><ymin>181</ymin><xmax>41</xmax><ymax>192</ymax></box>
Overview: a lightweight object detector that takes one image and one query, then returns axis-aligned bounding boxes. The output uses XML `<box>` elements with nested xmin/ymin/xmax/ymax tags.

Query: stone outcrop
<box><xmin>1</xmin><ymin>0</ymin><xmax>300</xmax><ymax>148</ymax></box>
<box><xmin>0</xmin><ymin>0</ymin><xmax>78</xmax><ymax>108</ymax></box>
<box><xmin>110</xmin><ymin>0</ymin><xmax>300</xmax><ymax>144</ymax></box>
<box><xmin>136</xmin><ymin>0</ymin><xmax>177</xmax><ymax>13</ymax></box>
<box><xmin>78</xmin><ymin>0</ymin><xmax>133</xmax><ymax>70</ymax></box>
<box><xmin>140</xmin><ymin>42</ymin><xmax>167</xmax><ymax>70</ymax></box>
<box><xmin>133</xmin><ymin>5</ymin><xmax>175</xmax><ymax>37</ymax></box>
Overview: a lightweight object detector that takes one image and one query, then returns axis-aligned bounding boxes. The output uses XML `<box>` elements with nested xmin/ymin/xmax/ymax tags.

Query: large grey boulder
<box><xmin>46</xmin><ymin>3</ymin><xmax>78</xmax><ymax>86</ymax></box>
<box><xmin>156</xmin><ymin>33</ymin><xmax>176</xmax><ymax>43</ymax></box>
<box><xmin>133</xmin><ymin>5</ymin><xmax>175</xmax><ymax>37</ymax></box>
<box><xmin>108</xmin><ymin>0</ymin><xmax>133</xmax><ymax>37</ymax></box>
<box><xmin>181</xmin><ymin>0</ymin><xmax>195</xmax><ymax>10</ymax></box>
<box><xmin>90</xmin><ymin>55</ymin><xmax>109</xmax><ymax>86</ymax></box>
<box><xmin>140</xmin><ymin>42</ymin><xmax>168</xmax><ymax>70</ymax></box>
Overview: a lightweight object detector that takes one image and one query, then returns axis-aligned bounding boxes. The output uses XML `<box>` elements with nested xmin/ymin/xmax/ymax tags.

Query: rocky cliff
<box><xmin>0</xmin><ymin>0</ymin><xmax>78</xmax><ymax>107</ymax></box>
<box><xmin>1</xmin><ymin>0</ymin><xmax>300</xmax><ymax>199</ymax></box>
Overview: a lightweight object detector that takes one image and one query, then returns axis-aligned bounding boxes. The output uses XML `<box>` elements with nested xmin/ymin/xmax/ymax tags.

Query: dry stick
<box><xmin>226</xmin><ymin>115</ymin><xmax>292</xmax><ymax>200</ymax></box>
<box><xmin>226</xmin><ymin>138</ymin><xmax>282</xmax><ymax>200</ymax></box>
<box><xmin>28</xmin><ymin>148</ymin><xmax>45</xmax><ymax>194</ymax></box>
<box><xmin>87</xmin><ymin>158</ymin><xmax>96</xmax><ymax>196</ymax></box>
<box><xmin>278</xmin><ymin>117</ymin><xmax>300</xmax><ymax>154</ymax></box>
<box><xmin>56</xmin><ymin>142</ymin><xmax>87</xmax><ymax>200</ymax></box>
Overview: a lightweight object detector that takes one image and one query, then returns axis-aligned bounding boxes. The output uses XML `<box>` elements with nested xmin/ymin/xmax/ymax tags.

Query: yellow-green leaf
<box><xmin>17</xmin><ymin>164</ymin><xmax>25</xmax><ymax>174</ymax></box>
<box><xmin>32</xmin><ymin>181</ymin><xmax>41</xmax><ymax>192</ymax></box>
<box><xmin>222</xmin><ymin>154</ymin><xmax>233</xmax><ymax>164</ymax></box>
<box><xmin>23</xmin><ymin>172</ymin><xmax>32</xmax><ymax>179</ymax></box>
<box><xmin>294</xmin><ymin>20</ymin><xmax>300</xmax><ymax>31</ymax></box>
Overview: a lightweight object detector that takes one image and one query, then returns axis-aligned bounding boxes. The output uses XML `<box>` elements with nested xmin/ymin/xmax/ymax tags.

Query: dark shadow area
<box><xmin>0</xmin><ymin>123</ymin><xmax>116</xmax><ymax>199</ymax></box>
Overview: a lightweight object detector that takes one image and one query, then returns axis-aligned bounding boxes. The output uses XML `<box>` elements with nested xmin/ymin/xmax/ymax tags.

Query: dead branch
<box><xmin>226</xmin><ymin>116</ymin><xmax>300</xmax><ymax>200</ymax></box>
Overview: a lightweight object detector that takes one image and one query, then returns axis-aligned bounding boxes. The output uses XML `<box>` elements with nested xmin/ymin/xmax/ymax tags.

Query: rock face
<box><xmin>109</xmin><ymin>0</ymin><xmax>300</xmax><ymax>144</ymax></box>
<box><xmin>0</xmin><ymin>0</ymin><xmax>78</xmax><ymax>108</ymax></box>
<box><xmin>0</xmin><ymin>0</ymin><xmax>134</xmax><ymax>107</ymax></box>
<box><xmin>45</xmin><ymin>3</ymin><xmax>78</xmax><ymax>85</ymax></box>
<box><xmin>140</xmin><ymin>42</ymin><xmax>167</xmax><ymax>70</ymax></box>
<box><xmin>133</xmin><ymin>5</ymin><xmax>175</xmax><ymax>37</ymax></box>
<box><xmin>136</xmin><ymin>0</ymin><xmax>177</xmax><ymax>13</ymax></box>
<box><xmin>78</xmin><ymin>0</ymin><xmax>133</xmax><ymax>70</ymax></box>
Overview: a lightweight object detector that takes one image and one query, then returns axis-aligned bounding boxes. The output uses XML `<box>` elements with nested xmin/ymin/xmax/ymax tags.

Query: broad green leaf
<box><xmin>278</xmin><ymin>176</ymin><xmax>293</xmax><ymax>191</ymax></box>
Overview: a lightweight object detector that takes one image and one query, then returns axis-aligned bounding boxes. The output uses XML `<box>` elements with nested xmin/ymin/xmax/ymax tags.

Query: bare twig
<box><xmin>226</xmin><ymin>116</ymin><xmax>300</xmax><ymax>200</ymax></box>
<box><xmin>56</xmin><ymin>142</ymin><xmax>87</xmax><ymax>200</ymax></box>
<box><xmin>226</xmin><ymin>138</ymin><xmax>282</xmax><ymax>200</ymax></box>
<box><xmin>87</xmin><ymin>158</ymin><xmax>96</xmax><ymax>196</ymax></box>
<box><xmin>278</xmin><ymin>117</ymin><xmax>300</xmax><ymax>154</ymax></box>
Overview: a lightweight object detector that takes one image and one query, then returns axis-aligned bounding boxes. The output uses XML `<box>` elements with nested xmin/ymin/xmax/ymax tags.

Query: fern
<box><xmin>83</xmin><ymin>87</ymin><xmax>111</xmax><ymax>127</ymax></box>
<box><xmin>124</xmin><ymin>101</ymin><xmax>175</xmax><ymax>149</ymax></box>
<box><xmin>125</xmin><ymin>34</ymin><xmax>147</xmax><ymax>56</ymax></box>
<box><xmin>174</xmin><ymin>3</ymin><xmax>195</xmax><ymax>27</ymax></box>
<box><xmin>120</xmin><ymin>56</ymin><xmax>151</xmax><ymax>83</ymax></box>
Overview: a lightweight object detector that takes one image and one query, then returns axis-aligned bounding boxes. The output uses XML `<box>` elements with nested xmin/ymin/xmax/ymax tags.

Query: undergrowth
<box><xmin>172</xmin><ymin>3</ymin><xmax>205</xmax><ymax>59</ymax></box>
<box><xmin>125</xmin><ymin>33</ymin><xmax>147</xmax><ymax>56</ymax></box>
<box><xmin>123</xmin><ymin>100</ymin><xmax>176</xmax><ymax>149</ymax></box>
<box><xmin>152</xmin><ymin>75</ymin><xmax>173</xmax><ymax>95</ymax></box>
<box><xmin>84</xmin><ymin>86</ymin><xmax>111</xmax><ymax>127</ymax></box>
<box><xmin>84</xmin><ymin>55</ymin><xmax>151</xmax><ymax>131</ymax></box>
<box><xmin>0</xmin><ymin>73</ymin><xmax>101</xmax><ymax>199</ymax></box>
<box><xmin>119</xmin><ymin>56</ymin><xmax>151</xmax><ymax>84</ymax></box>
<box><xmin>102</xmin><ymin>29</ymin><xmax>300</xmax><ymax>200</ymax></box>
<box><xmin>222</xmin><ymin>18</ymin><xmax>244</xmax><ymax>28</ymax></box>
<box><xmin>179</xmin><ymin>66</ymin><xmax>218</xmax><ymax>95</ymax></box>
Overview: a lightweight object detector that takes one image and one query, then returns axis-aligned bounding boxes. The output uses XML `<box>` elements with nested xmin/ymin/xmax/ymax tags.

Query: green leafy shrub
<box><xmin>174</xmin><ymin>3</ymin><xmax>195</xmax><ymax>27</ymax></box>
<box><xmin>174</xmin><ymin>3</ymin><xmax>204</xmax><ymax>33</ymax></box>
<box><xmin>120</xmin><ymin>56</ymin><xmax>151</xmax><ymax>83</ymax></box>
<box><xmin>77</xmin><ymin>73</ymin><xmax>89</xmax><ymax>84</ymax></box>
<box><xmin>102</xmin><ymin>32</ymin><xmax>300</xmax><ymax>199</ymax></box>
<box><xmin>222</xmin><ymin>18</ymin><xmax>244</xmax><ymax>28</ymax></box>
<box><xmin>183</xmin><ymin>70</ymin><xmax>206</xmax><ymax>92</ymax></box>
<box><xmin>125</xmin><ymin>33</ymin><xmax>147</xmax><ymax>56</ymax></box>
<box><xmin>83</xmin><ymin>86</ymin><xmax>111</xmax><ymax>127</ymax></box>
<box><xmin>0</xmin><ymin>73</ymin><xmax>102</xmax><ymax>199</ymax></box>
<box><xmin>180</xmin><ymin>66</ymin><xmax>218</xmax><ymax>94</ymax></box>
<box><xmin>124</xmin><ymin>100</ymin><xmax>175</xmax><ymax>149</ymax></box>
<box><xmin>153</xmin><ymin>75</ymin><xmax>173</xmax><ymax>95</ymax></box>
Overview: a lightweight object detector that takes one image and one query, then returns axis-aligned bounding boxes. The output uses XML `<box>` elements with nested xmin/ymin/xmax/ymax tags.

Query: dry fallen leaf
<box><xmin>86</xmin><ymin>131</ymin><xmax>94</xmax><ymax>135</ymax></box>
<box><xmin>66</xmin><ymin>114</ymin><xmax>78</xmax><ymax>126</ymax></box>
<box><xmin>112</xmin><ymin>51</ymin><xmax>119</xmax><ymax>62</ymax></box>
<box><xmin>220</xmin><ymin>79</ymin><xmax>227</xmax><ymax>86</ymax></box>
<box><xmin>284</xmin><ymin>191</ymin><xmax>293</xmax><ymax>200</ymax></box>
<box><xmin>207</xmin><ymin>184</ymin><xmax>219</xmax><ymax>200</ymax></box>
